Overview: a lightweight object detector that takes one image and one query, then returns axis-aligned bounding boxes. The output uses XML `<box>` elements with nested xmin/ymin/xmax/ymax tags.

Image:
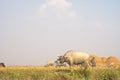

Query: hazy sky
<box><xmin>0</xmin><ymin>0</ymin><xmax>120</xmax><ymax>65</ymax></box>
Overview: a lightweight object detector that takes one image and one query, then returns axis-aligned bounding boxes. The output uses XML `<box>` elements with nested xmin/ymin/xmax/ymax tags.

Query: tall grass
<box><xmin>0</xmin><ymin>66</ymin><xmax>120</xmax><ymax>80</ymax></box>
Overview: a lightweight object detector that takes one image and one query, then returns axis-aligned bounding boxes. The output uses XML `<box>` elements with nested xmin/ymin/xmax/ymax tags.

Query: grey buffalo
<box><xmin>44</xmin><ymin>61</ymin><xmax>55</xmax><ymax>67</ymax></box>
<box><xmin>45</xmin><ymin>60</ymin><xmax>67</xmax><ymax>67</ymax></box>
<box><xmin>57</xmin><ymin>50</ymin><xmax>90</xmax><ymax>67</ymax></box>
<box><xmin>0</xmin><ymin>63</ymin><xmax>6</xmax><ymax>67</ymax></box>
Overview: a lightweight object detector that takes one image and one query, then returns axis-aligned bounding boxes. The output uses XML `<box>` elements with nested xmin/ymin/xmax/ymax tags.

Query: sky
<box><xmin>0</xmin><ymin>0</ymin><xmax>120</xmax><ymax>65</ymax></box>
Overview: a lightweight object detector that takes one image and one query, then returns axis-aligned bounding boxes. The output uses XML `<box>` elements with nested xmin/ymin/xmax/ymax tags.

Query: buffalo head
<box><xmin>57</xmin><ymin>56</ymin><xmax>68</xmax><ymax>64</ymax></box>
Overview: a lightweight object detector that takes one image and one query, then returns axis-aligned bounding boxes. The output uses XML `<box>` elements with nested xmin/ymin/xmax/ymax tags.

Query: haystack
<box><xmin>106</xmin><ymin>56</ymin><xmax>120</xmax><ymax>66</ymax></box>
<box><xmin>101</xmin><ymin>57</ymin><xmax>107</xmax><ymax>63</ymax></box>
<box><xmin>89</xmin><ymin>54</ymin><xmax>102</xmax><ymax>64</ymax></box>
<box><xmin>90</xmin><ymin>54</ymin><xmax>120</xmax><ymax>67</ymax></box>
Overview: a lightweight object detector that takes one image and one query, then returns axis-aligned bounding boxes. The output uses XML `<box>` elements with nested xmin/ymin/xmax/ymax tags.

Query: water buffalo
<box><xmin>57</xmin><ymin>50</ymin><xmax>90</xmax><ymax>67</ymax></box>
<box><xmin>44</xmin><ymin>61</ymin><xmax>55</xmax><ymax>67</ymax></box>
<box><xmin>0</xmin><ymin>63</ymin><xmax>6</xmax><ymax>67</ymax></box>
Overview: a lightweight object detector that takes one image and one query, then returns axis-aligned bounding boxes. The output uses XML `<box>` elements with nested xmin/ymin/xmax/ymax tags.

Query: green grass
<box><xmin>0</xmin><ymin>66</ymin><xmax>120</xmax><ymax>80</ymax></box>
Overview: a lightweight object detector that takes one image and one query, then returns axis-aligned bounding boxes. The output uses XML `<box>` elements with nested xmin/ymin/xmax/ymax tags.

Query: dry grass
<box><xmin>0</xmin><ymin>66</ymin><xmax>120</xmax><ymax>80</ymax></box>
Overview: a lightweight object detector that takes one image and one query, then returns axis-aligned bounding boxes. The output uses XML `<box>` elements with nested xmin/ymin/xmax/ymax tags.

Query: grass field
<box><xmin>0</xmin><ymin>66</ymin><xmax>120</xmax><ymax>80</ymax></box>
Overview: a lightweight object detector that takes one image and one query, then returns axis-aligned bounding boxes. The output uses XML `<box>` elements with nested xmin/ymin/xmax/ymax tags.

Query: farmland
<box><xmin>0</xmin><ymin>66</ymin><xmax>120</xmax><ymax>80</ymax></box>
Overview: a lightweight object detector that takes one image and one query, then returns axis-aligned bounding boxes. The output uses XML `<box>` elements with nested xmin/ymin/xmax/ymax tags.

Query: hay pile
<box><xmin>89</xmin><ymin>54</ymin><xmax>103</xmax><ymax>65</ymax></box>
<box><xmin>101</xmin><ymin>57</ymin><xmax>107</xmax><ymax>63</ymax></box>
<box><xmin>105</xmin><ymin>56</ymin><xmax>120</xmax><ymax>66</ymax></box>
<box><xmin>90</xmin><ymin>54</ymin><xmax>120</xmax><ymax>66</ymax></box>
